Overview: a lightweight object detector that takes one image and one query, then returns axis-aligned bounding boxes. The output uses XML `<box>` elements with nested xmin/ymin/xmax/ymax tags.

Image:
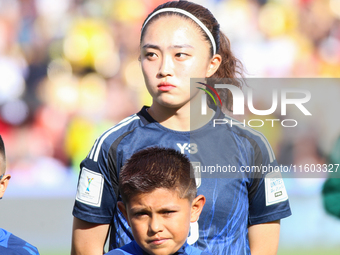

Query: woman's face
<box><xmin>140</xmin><ymin>15</ymin><xmax>217</xmax><ymax>109</ymax></box>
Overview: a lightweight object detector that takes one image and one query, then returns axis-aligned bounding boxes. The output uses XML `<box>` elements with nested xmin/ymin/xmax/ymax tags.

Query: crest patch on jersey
<box><xmin>76</xmin><ymin>167</ymin><xmax>104</xmax><ymax>207</ymax></box>
<box><xmin>265</xmin><ymin>171</ymin><xmax>288</xmax><ymax>206</ymax></box>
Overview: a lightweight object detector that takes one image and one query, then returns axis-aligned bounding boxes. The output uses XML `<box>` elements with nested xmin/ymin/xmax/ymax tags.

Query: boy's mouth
<box><xmin>147</xmin><ymin>237</ymin><xmax>169</xmax><ymax>245</ymax></box>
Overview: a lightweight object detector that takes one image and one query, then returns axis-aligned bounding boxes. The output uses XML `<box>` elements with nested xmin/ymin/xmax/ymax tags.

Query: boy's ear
<box><xmin>190</xmin><ymin>195</ymin><xmax>206</xmax><ymax>223</ymax></box>
<box><xmin>0</xmin><ymin>174</ymin><xmax>11</xmax><ymax>198</ymax></box>
<box><xmin>117</xmin><ymin>201</ymin><xmax>130</xmax><ymax>227</ymax></box>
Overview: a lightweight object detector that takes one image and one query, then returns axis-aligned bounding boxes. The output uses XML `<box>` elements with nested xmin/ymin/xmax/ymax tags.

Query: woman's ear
<box><xmin>190</xmin><ymin>195</ymin><xmax>206</xmax><ymax>222</ymax></box>
<box><xmin>206</xmin><ymin>54</ymin><xmax>222</xmax><ymax>78</ymax></box>
<box><xmin>117</xmin><ymin>201</ymin><xmax>130</xmax><ymax>226</ymax></box>
<box><xmin>0</xmin><ymin>174</ymin><xmax>11</xmax><ymax>198</ymax></box>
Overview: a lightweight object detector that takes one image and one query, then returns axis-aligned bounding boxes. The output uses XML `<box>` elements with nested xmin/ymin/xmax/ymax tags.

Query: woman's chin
<box><xmin>153</xmin><ymin>99</ymin><xmax>190</xmax><ymax>110</ymax></box>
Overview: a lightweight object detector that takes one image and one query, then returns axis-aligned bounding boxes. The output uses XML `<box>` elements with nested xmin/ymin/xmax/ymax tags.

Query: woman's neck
<box><xmin>148</xmin><ymin>100</ymin><xmax>215</xmax><ymax>132</ymax></box>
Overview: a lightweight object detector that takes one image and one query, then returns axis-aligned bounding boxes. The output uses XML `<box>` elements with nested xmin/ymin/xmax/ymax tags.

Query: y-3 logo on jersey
<box><xmin>177</xmin><ymin>143</ymin><xmax>198</xmax><ymax>154</ymax></box>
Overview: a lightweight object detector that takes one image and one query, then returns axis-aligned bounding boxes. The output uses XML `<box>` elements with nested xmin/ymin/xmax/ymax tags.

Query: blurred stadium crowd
<box><xmin>0</xmin><ymin>0</ymin><xmax>340</xmax><ymax>189</ymax></box>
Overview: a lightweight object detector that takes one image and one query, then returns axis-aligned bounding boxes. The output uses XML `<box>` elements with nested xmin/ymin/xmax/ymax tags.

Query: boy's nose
<box><xmin>148</xmin><ymin>216</ymin><xmax>164</xmax><ymax>234</ymax></box>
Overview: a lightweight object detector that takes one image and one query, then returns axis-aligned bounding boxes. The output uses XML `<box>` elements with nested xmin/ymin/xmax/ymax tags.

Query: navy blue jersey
<box><xmin>73</xmin><ymin>106</ymin><xmax>291</xmax><ymax>254</ymax></box>
<box><xmin>106</xmin><ymin>241</ymin><xmax>210</xmax><ymax>255</ymax></box>
<box><xmin>0</xmin><ymin>228</ymin><xmax>39</xmax><ymax>255</ymax></box>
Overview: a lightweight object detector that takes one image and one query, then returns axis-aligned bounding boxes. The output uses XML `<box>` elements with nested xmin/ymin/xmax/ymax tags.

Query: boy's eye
<box><xmin>163</xmin><ymin>210</ymin><xmax>176</xmax><ymax>215</ymax></box>
<box><xmin>134</xmin><ymin>212</ymin><xmax>148</xmax><ymax>217</ymax></box>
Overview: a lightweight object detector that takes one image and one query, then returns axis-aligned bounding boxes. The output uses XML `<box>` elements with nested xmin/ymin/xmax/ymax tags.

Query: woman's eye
<box><xmin>175</xmin><ymin>53</ymin><xmax>187</xmax><ymax>58</ymax></box>
<box><xmin>146</xmin><ymin>52</ymin><xmax>157</xmax><ymax>58</ymax></box>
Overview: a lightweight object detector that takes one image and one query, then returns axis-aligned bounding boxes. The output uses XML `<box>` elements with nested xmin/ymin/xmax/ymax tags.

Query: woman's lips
<box><xmin>158</xmin><ymin>82</ymin><xmax>176</xmax><ymax>91</ymax></box>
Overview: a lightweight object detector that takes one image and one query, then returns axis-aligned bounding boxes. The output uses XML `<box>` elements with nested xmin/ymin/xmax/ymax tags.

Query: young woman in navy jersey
<box><xmin>72</xmin><ymin>1</ymin><xmax>291</xmax><ymax>255</ymax></box>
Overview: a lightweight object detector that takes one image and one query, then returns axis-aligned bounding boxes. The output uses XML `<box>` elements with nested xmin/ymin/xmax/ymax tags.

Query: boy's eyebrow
<box><xmin>129</xmin><ymin>204</ymin><xmax>182</xmax><ymax>212</ymax></box>
<box><xmin>142</xmin><ymin>44</ymin><xmax>194</xmax><ymax>50</ymax></box>
<box><xmin>156</xmin><ymin>203</ymin><xmax>182</xmax><ymax>212</ymax></box>
<box><xmin>130</xmin><ymin>206</ymin><xmax>149</xmax><ymax>212</ymax></box>
<box><xmin>158</xmin><ymin>205</ymin><xmax>181</xmax><ymax>212</ymax></box>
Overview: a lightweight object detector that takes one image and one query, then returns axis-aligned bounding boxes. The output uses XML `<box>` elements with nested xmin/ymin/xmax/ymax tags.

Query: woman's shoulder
<box><xmin>95</xmin><ymin>110</ymin><xmax>147</xmax><ymax>150</ymax></box>
<box><xmin>216</xmin><ymin>110</ymin><xmax>275</xmax><ymax>161</ymax></box>
<box><xmin>100</xmin><ymin>106</ymin><xmax>157</xmax><ymax>143</ymax></box>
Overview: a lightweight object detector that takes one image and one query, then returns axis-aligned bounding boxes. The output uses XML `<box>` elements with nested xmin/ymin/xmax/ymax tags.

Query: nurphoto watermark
<box><xmin>189</xmin><ymin>78</ymin><xmax>340</xmax><ymax>179</ymax></box>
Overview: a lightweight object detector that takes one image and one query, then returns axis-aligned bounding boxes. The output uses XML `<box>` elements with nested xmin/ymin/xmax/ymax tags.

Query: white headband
<box><xmin>142</xmin><ymin>7</ymin><xmax>217</xmax><ymax>55</ymax></box>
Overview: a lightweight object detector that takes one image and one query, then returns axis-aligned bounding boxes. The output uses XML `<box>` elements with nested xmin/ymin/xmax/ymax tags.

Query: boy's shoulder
<box><xmin>106</xmin><ymin>241</ymin><xmax>211</xmax><ymax>255</ymax></box>
<box><xmin>0</xmin><ymin>228</ymin><xmax>40</xmax><ymax>255</ymax></box>
<box><xmin>106</xmin><ymin>241</ymin><xmax>145</xmax><ymax>255</ymax></box>
<box><xmin>183</xmin><ymin>243</ymin><xmax>211</xmax><ymax>255</ymax></box>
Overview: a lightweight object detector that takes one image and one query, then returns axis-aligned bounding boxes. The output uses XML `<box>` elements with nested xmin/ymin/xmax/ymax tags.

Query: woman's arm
<box><xmin>248</xmin><ymin>220</ymin><xmax>281</xmax><ymax>255</ymax></box>
<box><xmin>71</xmin><ymin>217</ymin><xmax>110</xmax><ymax>255</ymax></box>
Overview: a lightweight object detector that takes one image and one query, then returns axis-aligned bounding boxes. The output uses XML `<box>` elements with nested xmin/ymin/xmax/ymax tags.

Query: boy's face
<box><xmin>0</xmin><ymin>154</ymin><xmax>10</xmax><ymax>199</ymax></box>
<box><xmin>118</xmin><ymin>188</ymin><xmax>205</xmax><ymax>255</ymax></box>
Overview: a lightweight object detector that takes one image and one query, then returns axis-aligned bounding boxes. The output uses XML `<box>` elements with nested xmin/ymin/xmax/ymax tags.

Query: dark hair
<box><xmin>119</xmin><ymin>147</ymin><xmax>196</xmax><ymax>204</ymax></box>
<box><xmin>0</xmin><ymin>135</ymin><xmax>6</xmax><ymax>172</ymax></box>
<box><xmin>140</xmin><ymin>0</ymin><xmax>244</xmax><ymax>111</ymax></box>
